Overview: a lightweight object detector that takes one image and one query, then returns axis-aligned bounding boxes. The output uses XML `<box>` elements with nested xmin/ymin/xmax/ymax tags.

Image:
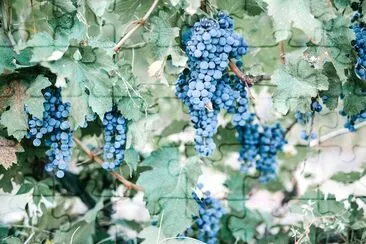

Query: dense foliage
<box><xmin>0</xmin><ymin>0</ymin><xmax>366</xmax><ymax>243</ymax></box>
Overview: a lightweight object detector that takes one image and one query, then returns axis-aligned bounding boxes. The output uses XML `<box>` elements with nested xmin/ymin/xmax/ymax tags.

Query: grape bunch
<box><xmin>102</xmin><ymin>108</ymin><xmax>127</xmax><ymax>170</ymax></box>
<box><xmin>180</xmin><ymin>184</ymin><xmax>225</xmax><ymax>244</ymax></box>
<box><xmin>176</xmin><ymin>11</ymin><xmax>248</xmax><ymax>156</ymax></box>
<box><xmin>295</xmin><ymin>111</ymin><xmax>312</xmax><ymax>125</ymax></box>
<box><xmin>300</xmin><ymin>129</ymin><xmax>317</xmax><ymax>141</ymax></box>
<box><xmin>234</xmin><ymin>113</ymin><xmax>286</xmax><ymax>182</ymax></box>
<box><xmin>341</xmin><ymin>109</ymin><xmax>366</xmax><ymax>131</ymax></box>
<box><xmin>294</xmin><ymin>98</ymin><xmax>324</xmax><ymax>125</ymax></box>
<box><xmin>351</xmin><ymin>1</ymin><xmax>366</xmax><ymax>80</ymax></box>
<box><xmin>256</xmin><ymin>124</ymin><xmax>287</xmax><ymax>182</ymax></box>
<box><xmin>26</xmin><ymin>87</ymin><xmax>73</xmax><ymax>178</ymax></box>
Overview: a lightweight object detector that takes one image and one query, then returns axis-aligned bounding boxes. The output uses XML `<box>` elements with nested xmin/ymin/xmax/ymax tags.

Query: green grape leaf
<box><xmin>217</xmin><ymin>0</ymin><xmax>265</xmax><ymax>17</ymax></box>
<box><xmin>32</xmin><ymin>179</ymin><xmax>54</xmax><ymax>205</ymax></box>
<box><xmin>16</xmin><ymin>32</ymin><xmax>68</xmax><ymax>63</ymax></box>
<box><xmin>308</xmin><ymin>0</ymin><xmax>336</xmax><ymax>21</ymax></box>
<box><xmin>0</xmin><ymin>76</ymin><xmax>51</xmax><ymax>141</ymax></box>
<box><xmin>228</xmin><ymin>210</ymin><xmax>262</xmax><ymax>242</ymax></box>
<box><xmin>124</xmin><ymin>148</ymin><xmax>139</xmax><ymax>175</ymax></box>
<box><xmin>225</xmin><ymin>173</ymin><xmax>246</xmax><ymax>212</ymax></box>
<box><xmin>114</xmin><ymin>0</ymin><xmax>153</xmax><ymax>22</ymax></box>
<box><xmin>0</xmin><ymin>164</ymin><xmax>24</xmax><ymax>193</ymax></box>
<box><xmin>53</xmin><ymin>221</ymin><xmax>95</xmax><ymax>244</ymax></box>
<box><xmin>0</xmin><ymin>34</ymin><xmax>16</xmax><ymax>74</ymax></box>
<box><xmin>272</xmin><ymin>50</ymin><xmax>329</xmax><ymax>114</ymax></box>
<box><xmin>331</xmin><ymin>171</ymin><xmax>364</xmax><ymax>184</ymax></box>
<box><xmin>319</xmin><ymin>62</ymin><xmax>342</xmax><ymax>110</ymax></box>
<box><xmin>144</xmin><ymin>11</ymin><xmax>187</xmax><ymax>67</ymax></box>
<box><xmin>86</xmin><ymin>0</ymin><xmax>110</xmax><ymax>17</ymax></box>
<box><xmin>263</xmin><ymin>0</ymin><xmax>323</xmax><ymax>43</ymax></box>
<box><xmin>138</xmin><ymin>226</ymin><xmax>198</xmax><ymax>244</ymax></box>
<box><xmin>43</xmin><ymin>47</ymin><xmax>118</xmax><ymax>121</ymax></box>
<box><xmin>324</xmin><ymin>16</ymin><xmax>355</xmax><ymax>81</ymax></box>
<box><xmin>117</xmin><ymin>97</ymin><xmax>146</xmax><ymax>121</ymax></box>
<box><xmin>50</xmin><ymin>0</ymin><xmax>77</xmax><ymax>13</ymax></box>
<box><xmin>342</xmin><ymin>79</ymin><xmax>366</xmax><ymax>115</ymax></box>
<box><xmin>137</xmin><ymin>147</ymin><xmax>202</xmax><ymax>237</ymax></box>
<box><xmin>334</xmin><ymin>0</ymin><xmax>351</xmax><ymax>9</ymax></box>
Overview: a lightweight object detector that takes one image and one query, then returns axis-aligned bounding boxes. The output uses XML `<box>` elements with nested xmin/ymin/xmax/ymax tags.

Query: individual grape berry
<box><xmin>311</xmin><ymin>101</ymin><xmax>322</xmax><ymax>112</ymax></box>
<box><xmin>102</xmin><ymin>107</ymin><xmax>127</xmax><ymax>170</ymax></box>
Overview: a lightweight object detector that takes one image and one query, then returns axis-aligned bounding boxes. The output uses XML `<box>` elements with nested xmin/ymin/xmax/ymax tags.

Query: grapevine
<box><xmin>0</xmin><ymin>1</ymin><xmax>366</xmax><ymax>243</ymax></box>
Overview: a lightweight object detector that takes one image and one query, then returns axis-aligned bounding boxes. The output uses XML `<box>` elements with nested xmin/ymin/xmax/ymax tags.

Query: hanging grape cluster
<box><xmin>339</xmin><ymin>1</ymin><xmax>366</xmax><ymax>131</ymax></box>
<box><xmin>176</xmin><ymin>12</ymin><xmax>287</xmax><ymax>182</ymax></box>
<box><xmin>26</xmin><ymin>87</ymin><xmax>73</xmax><ymax>178</ymax></box>
<box><xmin>232</xmin><ymin>84</ymin><xmax>287</xmax><ymax>182</ymax></box>
<box><xmin>176</xmin><ymin>11</ymin><xmax>248</xmax><ymax>157</ymax></box>
<box><xmin>179</xmin><ymin>184</ymin><xmax>225</xmax><ymax>244</ymax></box>
<box><xmin>351</xmin><ymin>0</ymin><xmax>366</xmax><ymax>79</ymax></box>
<box><xmin>102</xmin><ymin>107</ymin><xmax>127</xmax><ymax>170</ymax></box>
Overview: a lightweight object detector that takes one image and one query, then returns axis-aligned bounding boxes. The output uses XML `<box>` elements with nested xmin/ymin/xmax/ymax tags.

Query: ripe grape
<box><xmin>25</xmin><ymin>87</ymin><xmax>73</xmax><ymax>178</ymax></box>
<box><xmin>351</xmin><ymin>3</ymin><xmax>366</xmax><ymax>80</ymax></box>
<box><xmin>176</xmin><ymin>11</ymin><xmax>248</xmax><ymax>156</ymax></box>
<box><xmin>180</xmin><ymin>184</ymin><xmax>225</xmax><ymax>244</ymax></box>
<box><xmin>102</xmin><ymin>108</ymin><xmax>127</xmax><ymax>170</ymax></box>
<box><xmin>341</xmin><ymin>109</ymin><xmax>366</xmax><ymax>131</ymax></box>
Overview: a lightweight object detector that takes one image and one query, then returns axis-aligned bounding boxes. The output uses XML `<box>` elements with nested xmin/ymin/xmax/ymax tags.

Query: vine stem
<box><xmin>279</xmin><ymin>41</ymin><xmax>285</xmax><ymax>64</ymax></box>
<box><xmin>1</xmin><ymin>0</ymin><xmax>16</xmax><ymax>48</ymax></box>
<box><xmin>284</xmin><ymin>120</ymin><xmax>297</xmax><ymax>136</ymax></box>
<box><xmin>309</xmin><ymin>121</ymin><xmax>366</xmax><ymax>147</ymax></box>
<box><xmin>228</xmin><ymin>60</ymin><xmax>271</xmax><ymax>85</ymax></box>
<box><xmin>113</xmin><ymin>0</ymin><xmax>159</xmax><ymax>52</ymax></box>
<box><xmin>72</xmin><ymin>137</ymin><xmax>144</xmax><ymax>191</ymax></box>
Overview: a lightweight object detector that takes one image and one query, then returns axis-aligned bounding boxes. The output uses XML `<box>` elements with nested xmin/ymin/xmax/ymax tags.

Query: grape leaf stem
<box><xmin>113</xmin><ymin>0</ymin><xmax>159</xmax><ymax>52</ymax></box>
<box><xmin>73</xmin><ymin>136</ymin><xmax>144</xmax><ymax>191</ymax></box>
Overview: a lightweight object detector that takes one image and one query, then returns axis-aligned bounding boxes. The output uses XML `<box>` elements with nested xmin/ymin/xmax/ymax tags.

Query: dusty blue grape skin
<box><xmin>25</xmin><ymin>87</ymin><xmax>73</xmax><ymax>178</ymax></box>
<box><xmin>102</xmin><ymin>108</ymin><xmax>127</xmax><ymax>170</ymax></box>
<box><xmin>176</xmin><ymin>12</ymin><xmax>248</xmax><ymax>157</ymax></box>
<box><xmin>179</xmin><ymin>185</ymin><xmax>225</xmax><ymax>244</ymax></box>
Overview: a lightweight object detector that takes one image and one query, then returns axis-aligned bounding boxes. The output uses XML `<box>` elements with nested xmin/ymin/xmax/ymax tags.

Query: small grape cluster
<box><xmin>295</xmin><ymin>98</ymin><xmax>325</xmax><ymax>125</ymax></box>
<box><xmin>350</xmin><ymin>1</ymin><xmax>366</xmax><ymax>80</ymax></box>
<box><xmin>180</xmin><ymin>184</ymin><xmax>225</xmax><ymax>244</ymax></box>
<box><xmin>300</xmin><ymin>130</ymin><xmax>317</xmax><ymax>141</ymax></box>
<box><xmin>176</xmin><ymin>11</ymin><xmax>248</xmax><ymax>156</ymax></box>
<box><xmin>102</xmin><ymin>108</ymin><xmax>127</xmax><ymax>170</ymax></box>
<box><xmin>26</xmin><ymin>87</ymin><xmax>73</xmax><ymax>178</ymax></box>
<box><xmin>295</xmin><ymin>111</ymin><xmax>312</xmax><ymax>125</ymax></box>
<box><xmin>234</xmin><ymin>113</ymin><xmax>286</xmax><ymax>183</ymax></box>
<box><xmin>341</xmin><ymin>109</ymin><xmax>366</xmax><ymax>131</ymax></box>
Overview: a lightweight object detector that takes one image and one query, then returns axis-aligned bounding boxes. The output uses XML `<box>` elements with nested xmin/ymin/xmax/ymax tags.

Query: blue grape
<box><xmin>102</xmin><ymin>107</ymin><xmax>127</xmax><ymax>170</ymax></box>
<box><xmin>256</xmin><ymin>124</ymin><xmax>286</xmax><ymax>183</ymax></box>
<box><xmin>180</xmin><ymin>184</ymin><xmax>225</xmax><ymax>244</ymax></box>
<box><xmin>341</xmin><ymin>109</ymin><xmax>366</xmax><ymax>131</ymax></box>
<box><xmin>295</xmin><ymin>111</ymin><xmax>312</xmax><ymax>125</ymax></box>
<box><xmin>231</xmin><ymin>82</ymin><xmax>286</xmax><ymax>182</ymax></box>
<box><xmin>351</xmin><ymin>4</ymin><xmax>366</xmax><ymax>80</ymax></box>
<box><xmin>176</xmin><ymin>12</ymin><xmax>248</xmax><ymax>157</ymax></box>
<box><xmin>311</xmin><ymin>101</ymin><xmax>322</xmax><ymax>112</ymax></box>
<box><xmin>25</xmin><ymin>87</ymin><xmax>73</xmax><ymax>178</ymax></box>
